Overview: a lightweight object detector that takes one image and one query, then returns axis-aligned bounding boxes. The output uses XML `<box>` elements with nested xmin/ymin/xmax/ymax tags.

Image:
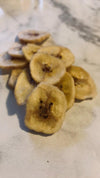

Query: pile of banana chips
<box><xmin>0</xmin><ymin>30</ymin><xmax>97</xmax><ymax>134</ymax></box>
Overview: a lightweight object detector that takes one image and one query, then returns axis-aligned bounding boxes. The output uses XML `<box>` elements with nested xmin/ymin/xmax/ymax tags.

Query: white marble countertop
<box><xmin>0</xmin><ymin>0</ymin><xmax>100</xmax><ymax>178</ymax></box>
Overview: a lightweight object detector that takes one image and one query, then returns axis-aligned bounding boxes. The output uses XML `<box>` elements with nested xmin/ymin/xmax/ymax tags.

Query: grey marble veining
<box><xmin>0</xmin><ymin>0</ymin><xmax>100</xmax><ymax>178</ymax></box>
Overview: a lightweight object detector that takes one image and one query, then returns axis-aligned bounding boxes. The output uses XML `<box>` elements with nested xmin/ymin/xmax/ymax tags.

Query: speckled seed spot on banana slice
<box><xmin>18</xmin><ymin>30</ymin><xmax>50</xmax><ymax>44</ymax></box>
<box><xmin>0</xmin><ymin>52</ymin><xmax>28</xmax><ymax>69</ymax></box>
<box><xmin>56</xmin><ymin>72</ymin><xmax>75</xmax><ymax>110</ymax></box>
<box><xmin>8</xmin><ymin>42</ymin><xmax>24</xmax><ymax>58</ymax></box>
<box><xmin>8</xmin><ymin>68</ymin><xmax>23</xmax><ymax>89</ymax></box>
<box><xmin>67</xmin><ymin>66</ymin><xmax>97</xmax><ymax>100</ymax></box>
<box><xmin>38</xmin><ymin>45</ymin><xmax>75</xmax><ymax>68</ymax></box>
<box><xmin>30</xmin><ymin>53</ymin><xmax>66</xmax><ymax>84</ymax></box>
<box><xmin>14</xmin><ymin>68</ymin><xmax>36</xmax><ymax>105</ymax></box>
<box><xmin>22</xmin><ymin>43</ymin><xmax>40</xmax><ymax>62</ymax></box>
<box><xmin>25</xmin><ymin>83</ymin><xmax>67</xmax><ymax>134</ymax></box>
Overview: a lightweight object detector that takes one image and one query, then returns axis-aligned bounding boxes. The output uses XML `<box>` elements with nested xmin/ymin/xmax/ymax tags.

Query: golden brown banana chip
<box><xmin>8</xmin><ymin>68</ymin><xmax>23</xmax><ymax>89</ymax></box>
<box><xmin>67</xmin><ymin>65</ymin><xmax>89</xmax><ymax>80</ymax></box>
<box><xmin>8</xmin><ymin>42</ymin><xmax>24</xmax><ymax>58</ymax></box>
<box><xmin>42</xmin><ymin>36</ymin><xmax>56</xmax><ymax>46</ymax></box>
<box><xmin>38</xmin><ymin>45</ymin><xmax>74</xmax><ymax>68</ymax></box>
<box><xmin>18</xmin><ymin>30</ymin><xmax>50</xmax><ymax>44</ymax></box>
<box><xmin>0</xmin><ymin>52</ymin><xmax>28</xmax><ymax>69</ymax></box>
<box><xmin>14</xmin><ymin>69</ymin><xmax>36</xmax><ymax>105</ymax></box>
<box><xmin>56</xmin><ymin>72</ymin><xmax>75</xmax><ymax>109</ymax></box>
<box><xmin>30</xmin><ymin>53</ymin><xmax>66</xmax><ymax>84</ymax></box>
<box><xmin>22</xmin><ymin>43</ymin><xmax>40</xmax><ymax>62</ymax></box>
<box><xmin>25</xmin><ymin>83</ymin><xmax>67</xmax><ymax>134</ymax></box>
<box><xmin>67</xmin><ymin>66</ymin><xmax>97</xmax><ymax>100</ymax></box>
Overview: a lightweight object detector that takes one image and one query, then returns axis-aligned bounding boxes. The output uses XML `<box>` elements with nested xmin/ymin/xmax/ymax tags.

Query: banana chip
<box><xmin>30</xmin><ymin>53</ymin><xmax>66</xmax><ymax>84</ymax></box>
<box><xmin>68</xmin><ymin>66</ymin><xmax>97</xmax><ymax>100</ymax></box>
<box><xmin>38</xmin><ymin>45</ymin><xmax>74</xmax><ymax>68</ymax></box>
<box><xmin>0</xmin><ymin>52</ymin><xmax>28</xmax><ymax>69</ymax></box>
<box><xmin>18</xmin><ymin>30</ymin><xmax>50</xmax><ymax>44</ymax></box>
<box><xmin>8</xmin><ymin>68</ymin><xmax>23</xmax><ymax>88</ymax></box>
<box><xmin>56</xmin><ymin>72</ymin><xmax>75</xmax><ymax>109</ymax></box>
<box><xmin>8</xmin><ymin>42</ymin><xmax>24</xmax><ymax>58</ymax></box>
<box><xmin>22</xmin><ymin>43</ymin><xmax>40</xmax><ymax>62</ymax></box>
<box><xmin>25</xmin><ymin>83</ymin><xmax>67</xmax><ymax>134</ymax></box>
<box><xmin>14</xmin><ymin>68</ymin><xmax>36</xmax><ymax>105</ymax></box>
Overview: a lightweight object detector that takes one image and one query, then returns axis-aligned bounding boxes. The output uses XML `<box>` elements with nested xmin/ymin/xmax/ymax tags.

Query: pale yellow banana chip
<box><xmin>30</xmin><ymin>53</ymin><xmax>66</xmax><ymax>84</ymax></box>
<box><xmin>0</xmin><ymin>52</ymin><xmax>28</xmax><ymax>69</ymax></box>
<box><xmin>8</xmin><ymin>42</ymin><xmax>24</xmax><ymax>58</ymax></box>
<box><xmin>38</xmin><ymin>45</ymin><xmax>74</xmax><ymax>68</ymax></box>
<box><xmin>8</xmin><ymin>68</ymin><xmax>23</xmax><ymax>89</ymax></box>
<box><xmin>68</xmin><ymin>66</ymin><xmax>97</xmax><ymax>100</ymax></box>
<box><xmin>22</xmin><ymin>43</ymin><xmax>40</xmax><ymax>62</ymax></box>
<box><xmin>56</xmin><ymin>72</ymin><xmax>75</xmax><ymax>109</ymax></box>
<box><xmin>25</xmin><ymin>83</ymin><xmax>67</xmax><ymax>134</ymax></box>
<box><xmin>14</xmin><ymin>68</ymin><xmax>36</xmax><ymax>105</ymax></box>
<box><xmin>18</xmin><ymin>30</ymin><xmax>50</xmax><ymax>44</ymax></box>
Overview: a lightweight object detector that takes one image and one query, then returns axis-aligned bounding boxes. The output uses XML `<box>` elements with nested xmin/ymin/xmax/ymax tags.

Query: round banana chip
<box><xmin>8</xmin><ymin>42</ymin><xmax>24</xmax><ymax>58</ymax></box>
<box><xmin>14</xmin><ymin>68</ymin><xmax>36</xmax><ymax>105</ymax></box>
<box><xmin>0</xmin><ymin>52</ymin><xmax>28</xmax><ymax>69</ymax></box>
<box><xmin>22</xmin><ymin>43</ymin><xmax>40</xmax><ymax>62</ymax></box>
<box><xmin>68</xmin><ymin>66</ymin><xmax>97</xmax><ymax>100</ymax></box>
<box><xmin>8</xmin><ymin>68</ymin><xmax>23</xmax><ymax>89</ymax></box>
<box><xmin>18</xmin><ymin>30</ymin><xmax>50</xmax><ymax>44</ymax></box>
<box><xmin>30</xmin><ymin>53</ymin><xmax>66</xmax><ymax>84</ymax></box>
<box><xmin>67</xmin><ymin>65</ymin><xmax>89</xmax><ymax>80</ymax></box>
<box><xmin>56</xmin><ymin>72</ymin><xmax>75</xmax><ymax>109</ymax></box>
<box><xmin>38</xmin><ymin>45</ymin><xmax>75</xmax><ymax>68</ymax></box>
<box><xmin>25</xmin><ymin>83</ymin><xmax>67</xmax><ymax>134</ymax></box>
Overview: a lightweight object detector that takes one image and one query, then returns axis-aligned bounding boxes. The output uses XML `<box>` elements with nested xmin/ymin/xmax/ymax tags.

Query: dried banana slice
<box><xmin>0</xmin><ymin>52</ymin><xmax>28</xmax><ymax>69</ymax></box>
<box><xmin>59</xmin><ymin>47</ymin><xmax>75</xmax><ymax>68</ymax></box>
<box><xmin>25</xmin><ymin>83</ymin><xmax>67</xmax><ymax>134</ymax></box>
<box><xmin>30</xmin><ymin>53</ymin><xmax>66</xmax><ymax>84</ymax></box>
<box><xmin>38</xmin><ymin>45</ymin><xmax>74</xmax><ymax>68</ymax></box>
<box><xmin>18</xmin><ymin>30</ymin><xmax>50</xmax><ymax>44</ymax></box>
<box><xmin>67</xmin><ymin>66</ymin><xmax>97</xmax><ymax>100</ymax></box>
<box><xmin>38</xmin><ymin>45</ymin><xmax>60</xmax><ymax>56</ymax></box>
<box><xmin>14</xmin><ymin>69</ymin><xmax>36</xmax><ymax>105</ymax></box>
<box><xmin>56</xmin><ymin>72</ymin><xmax>75</xmax><ymax>109</ymax></box>
<box><xmin>8</xmin><ymin>68</ymin><xmax>23</xmax><ymax>89</ymax></box>
<box><xmin>42</xmin><ymin>36</ymin><xmax>56</xmax><ymax>46</ymax></box>
<box><xmin>22</xmin><ymin>43</ymin><xmax>40</xmax><ymax>62</ymax></box>
<box><xmin>8</xmin><ymin>43</ymin><xmax>24</xmax><ymax>58</ymax></box>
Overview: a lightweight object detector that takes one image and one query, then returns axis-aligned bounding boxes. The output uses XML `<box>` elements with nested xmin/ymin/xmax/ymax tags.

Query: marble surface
<box><xmin>0</xmin><ymin>0</ymin><xmax>100</xmax><ymax>177</ymax></box>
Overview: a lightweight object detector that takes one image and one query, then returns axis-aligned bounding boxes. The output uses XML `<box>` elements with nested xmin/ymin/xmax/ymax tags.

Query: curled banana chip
<box><xmin>25</xmin><ymin>83</ymin><xmax>67</xmax><ymax>134</ymax></box>
<box><xmin>18</xmin><ymin>30</ymin><xmax>50</xmax><ymax>44</ymax></box>
<box><xmin>68</xmin><ymin>66</ymin><xmax>97</xmax><ymax>100</ymax></box>
<box><xmin>56</xmin><ymin>72</ymin><xmax>75</xmax><ymax>109</ymax></box>
<box><xmin>8</xmin><ymin>68</ymin><xmax>23</xmax><ymax>89</ymax></box>
<box><xmin>38</xmin><ymin>45</ymin><xmax>74</xmax><ymax>68</ymax></box>
<box><xmin>14</xmin><ymin>68</ymin><xmax>36</xmax><ymax>105</ymax></box>
<box><xmin>8</xmin><ymin>43</ymin><xmax>24</xmax><ymax>58</ymax></box>
<box><xmin>30</xmin><ymin>53</ymin><xmax>66</xmax><ymax>84</ymax></box>
<box><xmin>0</xmin><ymin>52</ymin><xmax>28</xmax><ymax>69</ymax></box>
<box><xmin>42</xmin><ymin>36</ymin><xmax>56</xmax><ymax>46</ymax></box>
<box><xmin>22</xmin><ymin>43</ymin><xmax>40</xmax><ymax>62</ymax></box>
